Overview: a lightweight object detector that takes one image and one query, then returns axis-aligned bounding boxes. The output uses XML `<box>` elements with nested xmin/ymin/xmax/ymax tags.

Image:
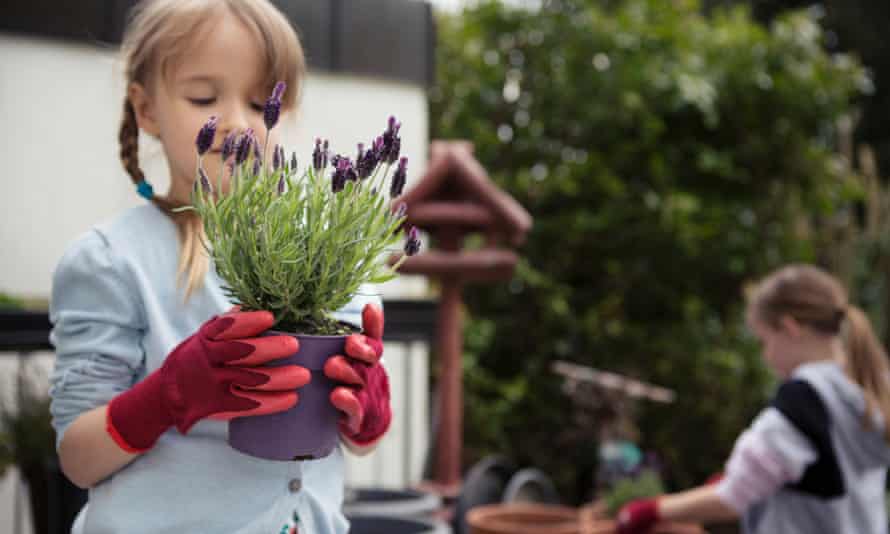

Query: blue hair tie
<box><xmin>136</xmin><ymin>180</ymin><xmax>155</xmax><ymax>200</ymax></box>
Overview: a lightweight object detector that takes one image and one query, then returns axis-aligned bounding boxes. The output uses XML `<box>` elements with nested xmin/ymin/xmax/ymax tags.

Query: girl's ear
<box><xmin>779</xmin><ymin>314</ymin><xmax>802</xmax><ymax>338</ymax></box>
<box><xmin>128</xmin><ymin>82</ymin><xmax>161</xmax><ymax>137</ymax></box>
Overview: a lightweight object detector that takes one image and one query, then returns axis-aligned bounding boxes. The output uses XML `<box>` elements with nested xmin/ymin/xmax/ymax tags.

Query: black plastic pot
<box><xmin>343</xmin><ymin>487</ymin><xmax>442</xmax><ymax>518</ymax></box>
<box><xmin>452</xmin><ymin>456</ymin><xmax>517</xmax><ymax>534</ymax></box>
<box><xmin>501</xmin><ymin>468</ymin><xmax>560</xmax><ymax>505</ymax></box>
<box><xmin>348</xmin><ymin>515</ymin><xmax>451</xmax><ymax>534</ymax></box>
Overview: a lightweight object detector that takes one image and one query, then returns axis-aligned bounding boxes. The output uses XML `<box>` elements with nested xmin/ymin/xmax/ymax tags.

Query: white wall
<box><xmin>0</xmin><ymin>34</ymin><xmax>433</xmax><ymax>532</ymax></box>
<box><xmin>0</xmin><ymin>33</ymin><xmax>429</xmax><ymax>300</ymax></box>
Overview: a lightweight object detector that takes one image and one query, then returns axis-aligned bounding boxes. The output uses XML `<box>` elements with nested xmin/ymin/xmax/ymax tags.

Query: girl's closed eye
<box><xmin>249</xmin><ymin>100</ymin><xmax>264</xmax><ymax>113</ymax></box>
<box><xmin>188</xmin><ymin>96</ymin><xmax>217</xmax><ymax>107</ymax></box>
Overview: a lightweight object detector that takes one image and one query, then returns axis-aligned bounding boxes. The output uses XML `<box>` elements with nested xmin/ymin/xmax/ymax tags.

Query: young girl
<box><xmin>48</xmin><ymin>1</ymin><xmax>391</xmax><ymax>532</ymax></box>
<box><xmin>617</xmin><ymin>264</ymin><xmax>890</xmax><ymax>534</ymax></box>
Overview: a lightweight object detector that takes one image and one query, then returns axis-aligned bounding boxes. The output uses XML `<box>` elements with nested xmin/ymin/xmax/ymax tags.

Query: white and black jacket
<box><xmin>715</xmin><ymin>361</ymin><xmax>890</xmax><ymax>534</ymax></box>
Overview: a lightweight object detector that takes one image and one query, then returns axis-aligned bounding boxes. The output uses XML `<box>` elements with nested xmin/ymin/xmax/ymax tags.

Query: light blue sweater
<box><xmin>49</xmin><ymin>204</ymin><xmax>380</xmax><ymax>534</ymax></box>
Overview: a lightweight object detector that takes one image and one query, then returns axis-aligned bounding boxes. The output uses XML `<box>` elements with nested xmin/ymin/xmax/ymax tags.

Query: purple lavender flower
<box><xmin>290</xmin><ymin>151</ymin><xmax>298</xmax><ymax>171</ymax></box>
<box><xmin>331</xmin><ymin>174</ymin><xmax>346</xmax><ymax>193</ymax></box>
<box><xmin>198</xmin><ymin>166</ymin><xmax>212</xmax><ymax>193</ymax></box>
<box><xmin>393</xmin><ymin>202</ymin><xmax>409</xmax><ymax>234</ymax></box>
<box><xmin>273</xmin><ymin>81</ymin><xmax>286</xmax><ymax>100</ymax></box>
<box><xmin>394</xmin><ymin>202</ymin><xmax>408</xmax><ymax>219</ymax></box>
<box><xmin>252</xmin><ymin>158</ymin><xmax>261</xmax><ymax>176</ymax></box>
<box><xmin>357</xmin><ymin>143</ymin><xmax>381</xmax><ymax>180</ymax></box>
<box><xmin>220</xmin><ymin>132</ymin><xmax>237</xmax><ymax>162</ymax></box>
<box><xmin>322</xmin><ymin>140</ymin><xmax>330</xmax><ymax>168</ymax></box>
<box><xmin>346</xmin><ymin>162</ymin><xmax>358</xmax><ymax>182</ymax></box>
<box><xmin>389</xmin><ymin>136</ymin><xmax>401</xmax><ymax>164</ymax></box>
<box><xmin>264</xmin><ymin>81</ymin><xmax>286</xmax><ymax>130</ymax></box>
<box><xmin>272</xmin><ymin>144</ymin><xmax>282</xmax><ymax>171</ymax></box>
<box><xmin>380</xmin><ymin>116</ymin><xmax>402</xmax><ymax>164</ymax></box>
<box><xmin>329</xmin><ymin>155</ymin><xmax>357</xmax><ymax>182</ymax></box>
<box><xmin>312</xmin><ymin>138</ymin><xmax>326</xmax><ymax>171</ymax></box>
<box><xmin>277</xmin><ymin>175</ymin><xmax>286</xmax><ymax>195</ymax></box>
<box><xmin>390</xmin><ymin>157</ymin><xmax>408</xmax><ymax>198</ymax></box>
<box><xmin>235</xmin><ymin>129</ymin><xmax>254</xmax><ymax>165</ymax></box>
<box><xmin>332</xmin><ymin>158</ymin><xmax>356</xmax><ymax>192</ymax></box>
<box><xmin>195</xmin><ymin>116</ymin><xmax>218</xmax><ymax>156</ymax></box>
<box><xmin>253</xmin><ymin>137</ymin><xmax>262</xmax><ymax>162</ymax></box>
<box><xmin>404</xmin><ymin>226</ymin><xmax>421</xmax><ymax>256</ymax></box>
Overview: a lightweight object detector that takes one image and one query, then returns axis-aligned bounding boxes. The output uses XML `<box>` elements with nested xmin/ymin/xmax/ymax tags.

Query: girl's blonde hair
<box><xmin>118</xmin><ymin>0</ymin><xmax>305</xmax><ymax>299</ymax></box>
<box><xmin>750</xmin><ymin>264</ymin><xmax>890</xmax><ymax>441</ymax></box>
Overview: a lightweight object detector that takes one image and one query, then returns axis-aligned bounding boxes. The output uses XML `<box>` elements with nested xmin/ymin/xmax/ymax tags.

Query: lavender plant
<box><xmin>188</xmin><ymin>82</ymin><xmax>420</xmax><ymax>335</ymax></box>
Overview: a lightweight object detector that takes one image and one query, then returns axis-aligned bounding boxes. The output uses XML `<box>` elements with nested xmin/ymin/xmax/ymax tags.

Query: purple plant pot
<box><xmin>228</xmin><ymin>331</ymin><xmax>346</xmax><ymax>461</ymax></box>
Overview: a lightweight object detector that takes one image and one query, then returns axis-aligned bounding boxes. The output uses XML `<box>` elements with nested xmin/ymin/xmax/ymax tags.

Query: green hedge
<box><xmin>430</xmin><ymin>0</ymin><xmax>868</xmax><ymax>499</ymax></box>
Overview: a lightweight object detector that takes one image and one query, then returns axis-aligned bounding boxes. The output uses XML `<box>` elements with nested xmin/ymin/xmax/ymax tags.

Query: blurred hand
<box><xmin>705</xmin><ymin>472</ymin><xmax>725</xmax><ymax>485</ymax></box>
<box><xmin>616</xmin><ymin>498</ymin><xmax>660</xmax><ymax>534</ymax></box>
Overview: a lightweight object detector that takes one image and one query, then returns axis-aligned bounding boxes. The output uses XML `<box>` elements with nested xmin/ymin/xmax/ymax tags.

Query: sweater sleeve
<box><xmin>48</xmin><ymin>230</ymin><xmax>147</xmax><ymax>449</ymax></box>
<box><xmin>715</xmin><ymin>382</ymin><xmax>825</xmax><ymax>513</ymax></box>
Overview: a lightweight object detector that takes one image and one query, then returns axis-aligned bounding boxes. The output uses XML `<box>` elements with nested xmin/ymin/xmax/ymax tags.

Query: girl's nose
<box><xmin>217</xmin><ymin>101</ymin><xmax>251</xmax><ymax>139</ymax></box>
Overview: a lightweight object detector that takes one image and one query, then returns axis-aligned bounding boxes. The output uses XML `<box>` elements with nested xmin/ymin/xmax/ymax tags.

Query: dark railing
<box><xmin>0</xmin><ymin>310</ymin><xmax>53</xmax><ymax>352</ymax></box>
<box><xmin>0</xmin><ymin>299</ymin><xmax>438</xmax><ymax>534</ymax></box>
<box><xmin>0</xmin><ymin>299</ymin><xmax>437</xmax><ymax>352</ymax></box>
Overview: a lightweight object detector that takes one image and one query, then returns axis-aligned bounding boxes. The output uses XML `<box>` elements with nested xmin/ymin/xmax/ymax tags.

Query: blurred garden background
<box><xmin>431</xmin><ymin>0</ymin><xmax>890</xmax><ymax>504</ymax></box>
<box><xmin>4</xmin><ymin>0</ymin><xmax>890</xmax><ymax>532</ymax></box>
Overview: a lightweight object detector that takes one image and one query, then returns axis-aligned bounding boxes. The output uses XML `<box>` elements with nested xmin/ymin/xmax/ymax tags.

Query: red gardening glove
<box><xmin>617</xmin><ymin>498</ymin><xmax>660</xmax><ymax>534</ymax></box>
<box><xmin>323</xmin><ymin>304</ymin><xmax>392</xmax><ymax>447</ymax></box>
<box><xmin>705</xmin><ymin>472</ymin><xmax>725</xmax><ymax>485</ymax></box>
<box><xmin>107</xmin><ymin>310</ymin><xmax>310</xmax><ymax>453</ymax></box>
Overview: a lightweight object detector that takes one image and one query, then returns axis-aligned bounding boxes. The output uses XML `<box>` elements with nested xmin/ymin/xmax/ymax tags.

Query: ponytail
<box><xmin>845</xmin><ymin>306</ymin><xmax>890</xmax><ymax>441</ymax></box>
<box><xmin>118</xmin><ymin>97</ymin><xmax>208</xmax><ymax>301</ymax></box>
<box><xmin>751</xmin><ymin>264</ymin><xmax>890</xmax><ymax>441</ymax></box>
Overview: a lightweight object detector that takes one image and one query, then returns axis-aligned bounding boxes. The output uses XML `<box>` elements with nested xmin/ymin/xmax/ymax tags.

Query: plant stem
<box><xmin>263</xmin><ymin>128</ymin><xmax>270</xmax><ymax>171</ymax></box>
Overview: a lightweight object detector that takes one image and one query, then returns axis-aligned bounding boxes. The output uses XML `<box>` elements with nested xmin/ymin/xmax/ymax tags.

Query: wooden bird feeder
<box><xmin>392</xmin><ymin>140</ymin><xmax>532</xmax><ymax>496</ymax></box>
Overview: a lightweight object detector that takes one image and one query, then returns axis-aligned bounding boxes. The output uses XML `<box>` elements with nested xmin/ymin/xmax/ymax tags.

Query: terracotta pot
<box><xmin>467</xmin><ymin>503</ymin><xmax>580</xmax><ymax>534</ymax></box>
<box><xmin>468</xmin><ymin>503</ymin><xmax>706</xmax><ymax>534</ymax></box>
<box><xmin>580</xmin><ymin>519</ymin><xmax>706</xmax><ymax>534</ymax></box>
<box><xmin>579</xmin><ymin>505</ymin><xmax>706</xmax><ymax>534</ymax></box>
